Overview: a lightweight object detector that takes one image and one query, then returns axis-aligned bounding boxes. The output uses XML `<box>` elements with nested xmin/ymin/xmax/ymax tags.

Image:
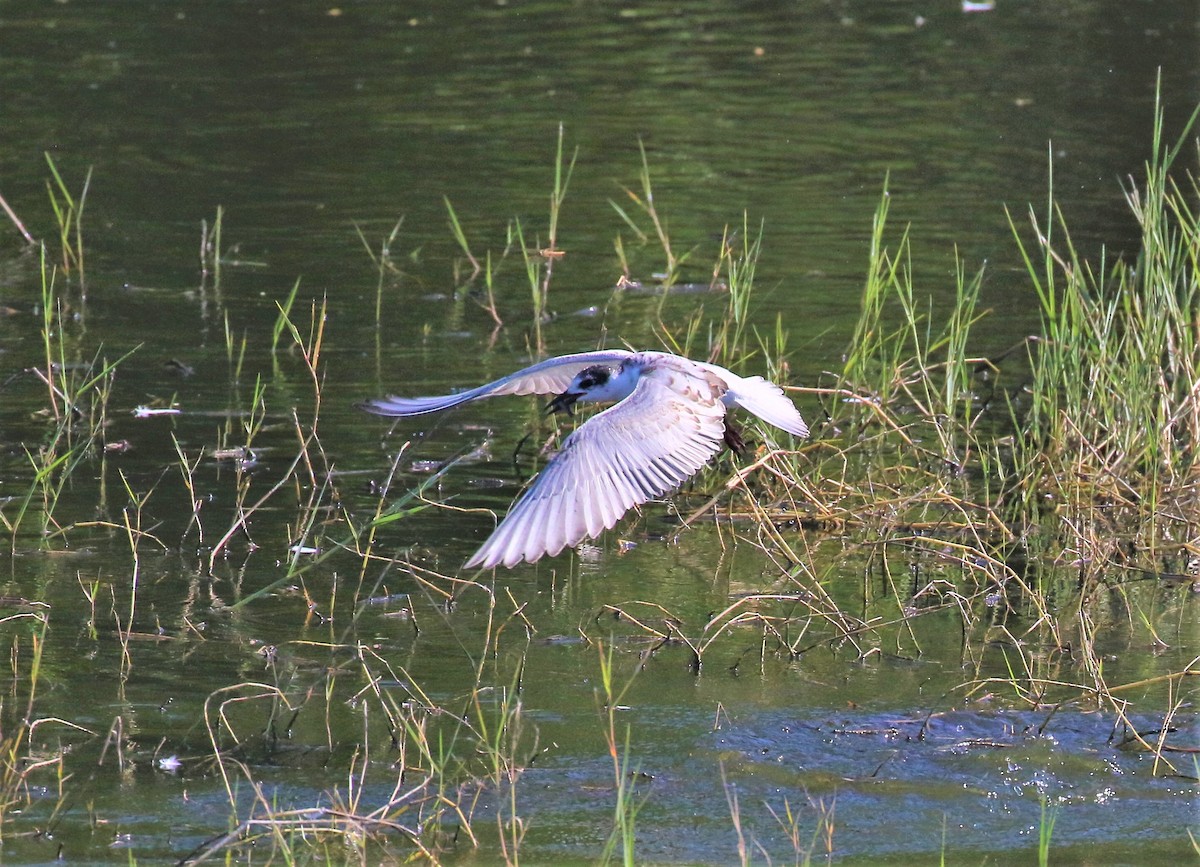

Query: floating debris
<box><xmin>210</xmin><ymin>446</ymin><xmax>258</xmax><ymax>469</ymax></box>
<box><xmin>619</xmin><ymin>280</ymin><xmax>727</xmax><ymax>296</ymax></box>
<box><xmin>363</xmin><ymin>592</ymin><xmax>410</xmax><ymax>606</ymax></box>
<box><xmin>132</xmin><ymin>405</ymin><xmax>181</xmax><ymax>418</ymax></box>
<box><xmin>162</xmin><ymin>358</ymin><xmax>195</xmax><ymax>377</ymax></box>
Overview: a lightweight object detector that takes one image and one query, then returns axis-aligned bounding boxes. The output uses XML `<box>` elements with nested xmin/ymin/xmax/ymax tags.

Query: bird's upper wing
<box><xmin>358</xmin><ymin>350</ymin><xmax>635</xmax><ymax>417</ymax></box>
<box><xmin>464</xmin><ymin>364</ymin><xmax>728</xmax><ymax>569</ymax></box>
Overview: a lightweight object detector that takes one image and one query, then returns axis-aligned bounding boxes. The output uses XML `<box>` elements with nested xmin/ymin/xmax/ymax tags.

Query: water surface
<box><xmin>0</xmin><ymin>1</ymin><xmax>1196</xmax><ymax>863</ymax></box>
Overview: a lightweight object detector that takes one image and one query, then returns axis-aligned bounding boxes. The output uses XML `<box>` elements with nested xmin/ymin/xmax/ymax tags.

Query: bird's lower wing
<box><xmin>464</xmin><ymin>369</ymin><xmax>728</xmax><ymax>569</ymax></box>
<box><xmin>358</xmin><ymin>349</ymin><xmax>635</xmax><ymax>417</ymax></box>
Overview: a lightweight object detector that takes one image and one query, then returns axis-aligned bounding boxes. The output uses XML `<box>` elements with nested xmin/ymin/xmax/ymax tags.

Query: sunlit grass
<box><xmin>0</xmin><ymin>104</ymin><xmax>1194</xmax><ymax>865</ymax></box>
<box><xmin>596</xmin><ymin>641</ymin><xmax>647</xmax><ymax>867</ymax></box>
<box><xmin>199</xmin><ymin>204</ymin><xmax>224</xmax><ymax>288</ymax></box>
<box><xmin>716</xmin><ymin>89</ymin><xmax>1200</xmax><ymax>781</ymax></box>
<box><xmin>610</xmin><ymin>137</ymin><xmax>692</xmax><ymax>289</ymax></box>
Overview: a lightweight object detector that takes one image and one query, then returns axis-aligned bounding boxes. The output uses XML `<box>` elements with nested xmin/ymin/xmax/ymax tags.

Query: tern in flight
<box><xmin>359</xmin><ymin>350</ymin><xmax>808</xmax><ymax>569</ymax></box>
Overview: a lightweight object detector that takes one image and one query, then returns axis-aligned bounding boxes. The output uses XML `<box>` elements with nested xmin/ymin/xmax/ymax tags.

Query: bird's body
<box><xmin>360</xmin><ymin>350</ymin><xmax>807</xmax><ymax>569</ymax></box>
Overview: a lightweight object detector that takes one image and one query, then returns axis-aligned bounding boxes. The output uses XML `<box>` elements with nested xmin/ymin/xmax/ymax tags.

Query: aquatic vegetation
<box><xmin>435</xmin><ymin>123</ymin><xmax>578</xmax><ymax>350</ymax></box>
<box><xmin>42</xmin><ymin>153</ymin><xmax>89</xmax><ymax>282</ymax></box>
<box><xmin>199</xmin><ymin>204</ymin><xmax>224</xmax><ymax>288</ymax></box>
<box><xmin>702</xmin><ymin>93</ymin><xmax>1200</xmax><ymax>795</ymax></box>
<box><xmin>596</xmin><ymin>641</ymin><xmax>647</xmax><ymax>867</ymax></box>
<box><xmin>610</xmin><ymin>138</ymin><xmax>691</xmax><ymax>289</ymax></box>
<box><xmin>2</xmin><ymin>246</ymin><xmax>135</xmax><ymax>544</ymax></box>
<box><xmin>0</xmin><ymin>105</ymin><xmax>1193</xmax><ymax>866</ymax></box>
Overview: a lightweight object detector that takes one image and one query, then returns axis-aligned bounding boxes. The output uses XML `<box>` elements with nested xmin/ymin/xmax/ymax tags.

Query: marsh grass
<box><xmin>43</xmin><ymin>152</ymin><xmax>89</xmax><ymax>283</ymax></box>
<box><xmin>0</xmin><ymin>187</ymin><xmax>36</xmax><ymax>246</ymax></box>
<box><xmin>1037</xmin><ymin>795</ymin><xmax>1058</xmax><ymax>867</ymax></box>
<box><xmin>708</xmin><ymin>93</ymin><xmax>1200</xmax><ymax>779</ymax></box>
<box><xmin>0</xmin><ymin>607</ymin><xmax>56</xmax><ymax>836</ymax></box>
<box><xmin>546</xmin><ymin>99</ymin><xmax>1198</xmax><ymax>866</ymax></box>
<box><xmin>2</xmin><ymin>245</ymin><xmax>136</xmax><ymax>544</ymax></box>
<box><xmin>517</xmin><ymin>123</ymin><xmax>577</xmax><ymax>352</ymax></box>
<box><xmin>660</xmin><ymin>213</ymin><xmax>769</xmax><ymax>376</ymax></box>
<box><xmin>609</xmin><ymin>138</ymin><xmax>692</xmax><ymax>288</ymax></box>
<box><xmin>200</xmin><ymin>204</ymin><xmax>224</xmax><ymax>287</ymax></box>
<box><xmin>179</xmin><ymin>575</ymin><xmax>544</xmax><ymax>864</ymax></box>
<box><xmin>0</xmin><ymin>112</ymin><xmax>1195</xmax><ymax>866</ymax></box>
<box><xmin>596</xmin><ymin>641</ymin><xmax>648</xmax><ymax>867</ymax></box>
<box><xmin>724</xmin><ymin>770</ymin><xmax>837</xmax><ymax>867</ymax></box>
<box><xmin>1007</xmin><ymin>133</ymin><xmax>1200</xmax><ymax>544</ymax></box>
<box><xmin>436</xmin><ymin>125</ymin><xmax>577</xmax><ymax>351</ymax></box>
<box><xmin>354</xmin><ymin>213</ymin><xmax>406</xmax><ymax>328</ymax></box>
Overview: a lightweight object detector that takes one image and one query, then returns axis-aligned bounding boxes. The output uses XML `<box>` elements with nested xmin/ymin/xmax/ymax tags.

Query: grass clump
<box><xmin>1008</xmin><ymin>119</ymin><xmax>1199</xmax><ymax>550</ymax></box>
<box><xmin>436</xmin><ymin>123</ymin><xmax>578</xmax><ymax>350</ymax></box>
<box><xmin>719</xmin><ymin>92</ymin><xmax>1199</xmax><ymax>773</ymax></box>
<box><xmin>43</xmin><ymin>152</ymin><xmax>90</xmax><ymax>282</ymax></box>
<box><xmin>2</xmin><ymin>245</ymin><xmax>135</xmax><ymax>545</ymax></box>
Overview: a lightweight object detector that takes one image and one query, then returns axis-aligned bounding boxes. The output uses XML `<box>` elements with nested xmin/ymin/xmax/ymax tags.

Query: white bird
<box><xmin>359</xmin><ymin>350</ymin><xmax>808</xmax><ymax>569</ymax></box>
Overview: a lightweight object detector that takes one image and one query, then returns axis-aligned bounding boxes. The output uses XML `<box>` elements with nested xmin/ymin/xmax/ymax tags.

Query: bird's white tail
<box><xmin>726</xmin><ymin>375</ymin><xmax>809</xmax><ymax>438</ymax></box>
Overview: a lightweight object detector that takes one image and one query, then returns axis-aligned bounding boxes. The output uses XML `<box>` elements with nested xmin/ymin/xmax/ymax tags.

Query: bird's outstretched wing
<box><xmin>358</xmin><ymin>350</ymin><xmax>635</xmax><ymax>417</ymax></box>
<box><xmin>465</xmin><ymin>365</ymin><xmax>728</xmax><ymax>569</ymax></box>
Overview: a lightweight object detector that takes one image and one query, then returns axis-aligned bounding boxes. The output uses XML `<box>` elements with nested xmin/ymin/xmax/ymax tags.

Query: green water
<box><xmin>0</xmin><ymin>2</ymin><xmax>1195</xmax><ymax>863</ymax></box>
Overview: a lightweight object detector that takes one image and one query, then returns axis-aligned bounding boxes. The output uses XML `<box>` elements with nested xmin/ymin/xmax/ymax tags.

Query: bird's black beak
<box><xmin>545</xmin><ymin>389</ymin><xmax>582</xmax><ymax>417</ymax></box>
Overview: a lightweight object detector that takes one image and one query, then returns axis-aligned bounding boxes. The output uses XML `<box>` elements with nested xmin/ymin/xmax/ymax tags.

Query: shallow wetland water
<box><xmin>0</xmin><ymin>2</ymin><xmax>1196</xmax><ymax>863</ymax></box>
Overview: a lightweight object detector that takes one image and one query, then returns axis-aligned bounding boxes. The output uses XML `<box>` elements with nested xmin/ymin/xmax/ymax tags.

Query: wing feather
<box><xmin>359</xmin><ymin>350</ymin><xmax>635</xmax><ymax>417</ymax></box>
<box><xmin>464</xmin><ymin>367</ymin><xmax>728</xmax><ymax>569</ymax></box>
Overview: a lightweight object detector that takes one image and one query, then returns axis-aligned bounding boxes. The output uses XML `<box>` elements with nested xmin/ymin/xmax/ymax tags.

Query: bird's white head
<box><xmin>546</xmin><ymin>362</ymin><xmax>638</xmax><ymax>415</ymax></box>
